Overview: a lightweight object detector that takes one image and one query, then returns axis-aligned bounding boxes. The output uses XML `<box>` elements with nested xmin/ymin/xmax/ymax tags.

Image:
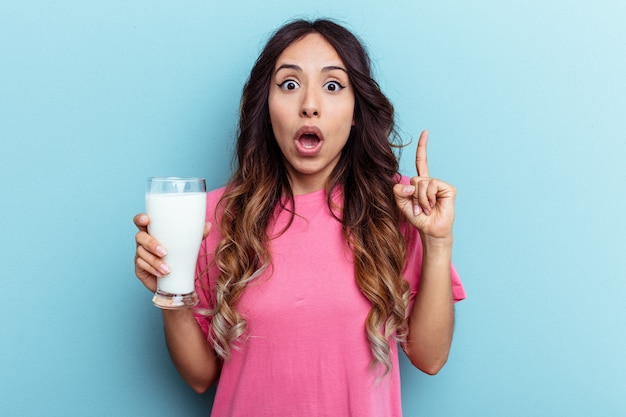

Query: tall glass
<box><xmin>145</xmin><ymin>177</ymin><xmax>206</xmax><ymax>309</ymax></box>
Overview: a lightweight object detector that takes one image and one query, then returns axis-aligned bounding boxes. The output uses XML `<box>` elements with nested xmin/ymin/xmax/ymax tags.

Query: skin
<box><xmin>134</xmin><ymin>35</ymin><xmax>457</xmax><ymax>392</ymax></box>
<box><xmin>134</xmin><ymin>216</ymin><xmax>218</xmax><ymax>393</ymax></box>
<box><xmin>268</xmin><ymin>33</ymin><xmax>355</xmax><ymax>195</ymax></box>
<box><xmin>393</xmin><ymin>130</ymin><xmax>456</xmax><ymax>374</ymax></box>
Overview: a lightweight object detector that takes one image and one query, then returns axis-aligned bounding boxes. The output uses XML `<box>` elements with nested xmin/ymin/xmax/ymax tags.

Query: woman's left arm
<box><xmin>393</xmin><ymin>130</ymin><xmax>457</xmax><ymax>375</ymax></box>
<box><xmin>404</xmin><ymin>236</ymin><xmax>455</xmax><ymax>375</ymax></box>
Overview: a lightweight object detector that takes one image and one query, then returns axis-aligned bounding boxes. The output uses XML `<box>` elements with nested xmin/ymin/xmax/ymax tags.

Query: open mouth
<box><xmin>294</xmin><ymin>126</ymin><xmax>324</xmax><ymax>155</ymax></box>
<box><xmin>299</xmin><ymin>133</ymin><xmax>321</xmax><ymax>149</ymax></box>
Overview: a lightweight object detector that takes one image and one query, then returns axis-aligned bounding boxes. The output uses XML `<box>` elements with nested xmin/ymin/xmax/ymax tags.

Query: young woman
<box><xmin>134</xmin><ymin>18</ymin><xmax>465</xmax><ymax>416</ymax></box>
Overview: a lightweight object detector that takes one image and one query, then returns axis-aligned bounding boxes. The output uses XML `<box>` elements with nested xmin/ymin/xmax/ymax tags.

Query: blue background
<box><xmin>1</xmin><ymin>0</ymin><xmax>624</xmax><ymax>415</ymax></box>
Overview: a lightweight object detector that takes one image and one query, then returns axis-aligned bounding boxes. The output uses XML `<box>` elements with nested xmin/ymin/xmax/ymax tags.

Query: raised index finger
<box><xmin>415</xmin><ymin>130</ymin><xmax>430</xmax><ymax>177</ymax></box>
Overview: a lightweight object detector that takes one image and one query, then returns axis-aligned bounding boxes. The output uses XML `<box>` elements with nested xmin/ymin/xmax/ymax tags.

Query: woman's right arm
<box><xmin>134</xmin><ymin>214</ymin><xmax>220</xmax><ymax>393</ymax></box>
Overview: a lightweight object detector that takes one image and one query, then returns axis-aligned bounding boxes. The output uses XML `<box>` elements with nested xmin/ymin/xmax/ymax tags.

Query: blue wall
<box><xmin>1</xmin><ymin>1</ymin><xmax>624</xmax><ymax>415</ymax></box>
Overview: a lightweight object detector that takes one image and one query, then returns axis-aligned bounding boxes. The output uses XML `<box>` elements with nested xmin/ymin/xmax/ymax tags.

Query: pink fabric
<box><xmin>194</xmin><ymin>179</ymin><xmax>465</xmax><ymax>417</ymax></box>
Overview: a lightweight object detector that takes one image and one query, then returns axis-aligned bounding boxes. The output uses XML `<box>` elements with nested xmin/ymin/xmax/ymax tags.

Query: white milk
<box><xmin>146</xmin><ymin>192</ymin><xmax>206</xmax><ymax>294</ymax></box>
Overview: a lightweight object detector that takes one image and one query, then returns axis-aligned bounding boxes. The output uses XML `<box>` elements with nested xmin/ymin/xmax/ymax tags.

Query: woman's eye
<box><xmin>324</xmin><ymin>81</ymin><xmax>345</xmax><ymax>92</ymax></box>
<box><xmin>279</xmin><ymin>80</ymin><xmax>300</xmax><ymax>91</ymax></box>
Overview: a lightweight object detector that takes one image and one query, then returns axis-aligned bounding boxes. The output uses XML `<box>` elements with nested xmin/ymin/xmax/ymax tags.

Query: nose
<box><xmin>301</xmin><ymin>108</ymin><xmax>319</xmax><ymax>117</ymax></box>
<box><xmin>300</xmin><ymin>88</ymin><xmax>320</xmax><ymax>118</ymax></box>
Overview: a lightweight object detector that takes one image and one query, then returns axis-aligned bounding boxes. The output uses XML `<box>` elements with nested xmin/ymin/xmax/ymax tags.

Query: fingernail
<box><xmin>413</xmin><ymin>204</ymin><xmax>421</xmax><ymax>216</ymax></box>
<box><xmin>156</xmin><ymin>246</ymin><xmax>167</xmax><ymax>256</ymax></box>
<box><xmin>403</xmin><ymin>185</ymin><xmax>415</xmax><ymax>194</ymax></box>
<box><xmin>159</xmin><ymin>263</ymin><xmax>171</xmax><ymax>274</ymax></box>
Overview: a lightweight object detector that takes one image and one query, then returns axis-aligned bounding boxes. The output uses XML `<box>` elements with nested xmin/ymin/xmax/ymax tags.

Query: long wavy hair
<box><xmin>207</xmin><ymin>18</ymin><xmax>410</xmax><ymax>375</ymax></box>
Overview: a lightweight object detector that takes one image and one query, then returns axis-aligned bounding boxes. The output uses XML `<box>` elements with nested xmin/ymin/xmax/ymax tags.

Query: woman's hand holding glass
<box><xmin>133</xmin><ymin>213</ymin><xmax>212</xmax><ymax>294</ymax></box>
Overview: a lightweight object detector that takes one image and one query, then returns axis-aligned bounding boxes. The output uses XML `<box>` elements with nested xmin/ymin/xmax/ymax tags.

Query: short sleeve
<box><xmin>192</xmin><ymin>187</ymin><xmax>227</xmax><ymax>339</ymax></box>
<box><xmin>192</xmin><ymin>237</ymin><xmax>213</xmax><ymax>338</ymax></box>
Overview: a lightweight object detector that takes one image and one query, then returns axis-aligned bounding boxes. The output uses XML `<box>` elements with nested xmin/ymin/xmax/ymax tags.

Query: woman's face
<box><xmin>268</xmin><ymin>33</ymin><xmax>355</xmax><ymax>195</ymax></box>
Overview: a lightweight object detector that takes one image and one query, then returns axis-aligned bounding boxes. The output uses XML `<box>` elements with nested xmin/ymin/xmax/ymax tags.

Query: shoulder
<box><xmin>207</xmin><ymin>186</ymin><xmax>227</xmax><ymax>203</ymax></box>
<box><xmin>203</xmin><ymin>186</ymin><xmax>228</xmax><ymax>226</ymax></box>
<box><xmin>206</xmin><ymin>185</ymin><xmax>228</xmax><ymax>211</ymax></box>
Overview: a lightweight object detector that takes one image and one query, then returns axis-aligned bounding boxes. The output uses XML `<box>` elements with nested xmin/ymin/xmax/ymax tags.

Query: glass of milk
<box><xmin>145</xmin><ymin>177</ymin><xmax>206</xmax><ymax>309</ymax></box>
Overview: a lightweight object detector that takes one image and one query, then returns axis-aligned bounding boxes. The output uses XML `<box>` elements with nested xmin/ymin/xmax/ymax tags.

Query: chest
<box><xmin>237</xmin><ymin>208</ymin><xmax>371</xmax><ymax>337</ymax></box>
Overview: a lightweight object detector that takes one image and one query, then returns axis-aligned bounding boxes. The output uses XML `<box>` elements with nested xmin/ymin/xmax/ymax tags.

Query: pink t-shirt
<box><xmin>194</xmin><ymin>181</ymin><xmax>466</xmax><ymax>417</ymax></box>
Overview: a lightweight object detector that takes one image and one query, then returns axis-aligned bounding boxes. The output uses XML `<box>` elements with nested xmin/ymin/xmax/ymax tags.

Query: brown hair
<box><xmin>207</xmin><ymin>18</ymin><xmax>409</xmax><ymax>375</ymax></box>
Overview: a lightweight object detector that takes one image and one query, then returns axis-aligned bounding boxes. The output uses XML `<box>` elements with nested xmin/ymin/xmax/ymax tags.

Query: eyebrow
<box><xmin>274</xmin><ymin>64</ymin><xmax>348</xmax><ymax>76</ymax></box>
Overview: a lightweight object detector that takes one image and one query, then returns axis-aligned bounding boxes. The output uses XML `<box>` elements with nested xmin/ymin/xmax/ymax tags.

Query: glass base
<box><xmin>152</xmin><ymin>289</ymin><xmax>199</xmax><ymax>310</ymax></box>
